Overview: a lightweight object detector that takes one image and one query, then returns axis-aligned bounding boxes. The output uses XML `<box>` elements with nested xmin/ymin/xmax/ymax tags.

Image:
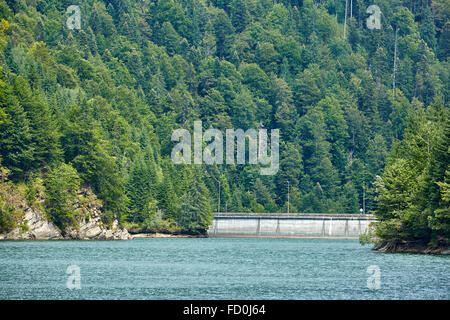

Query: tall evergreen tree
<box><xmin>176</xmin><ymin>170</ymin><xmax>212</xmax><ymax>234</ymax></box>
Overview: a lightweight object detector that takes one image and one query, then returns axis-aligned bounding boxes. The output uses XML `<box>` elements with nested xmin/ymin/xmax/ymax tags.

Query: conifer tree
<box><xmin>177</xmin><ymin>170</ymin><xmax>212</xmax><ymax>234</ymax></box>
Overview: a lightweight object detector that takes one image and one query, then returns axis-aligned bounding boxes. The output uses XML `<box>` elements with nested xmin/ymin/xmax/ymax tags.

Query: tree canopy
<box><xmin>0</xmin><ymin>0</ymin><xmax>448</xmax><ymax>239</ymax></box>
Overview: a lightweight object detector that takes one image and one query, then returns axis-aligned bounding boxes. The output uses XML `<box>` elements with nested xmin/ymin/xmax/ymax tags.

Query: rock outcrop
<box><xmin>64</xmin><ymin>188</ymin><xmax>132</xmax><ymax>240</ymax></box>
<box><xmin>65</xmin><ymin>213</ymin><xmax>131</xmax><ymax>240</ymax></box>
<box><xmin>0</xmin><ymin>188</ymin><xmax>131</xmax><ymax>240</ymax></box>
<box><xmin>0</xmin><ymin>208</ymin><xmax>62</xmax><ymax>240</ymax></box>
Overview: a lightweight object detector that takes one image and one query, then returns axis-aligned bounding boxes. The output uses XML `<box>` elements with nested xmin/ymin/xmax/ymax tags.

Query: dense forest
<box><xmin>0</xmin><ymin>0</ymin><xmax>448</xmax><ymax>242</ymax></box>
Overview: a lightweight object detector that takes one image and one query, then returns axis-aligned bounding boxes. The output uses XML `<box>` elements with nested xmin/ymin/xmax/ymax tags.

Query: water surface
<box><xmin>0</xmin><ymin>238</ymin><xmax>448</xmax><ymax>299</ymax></box>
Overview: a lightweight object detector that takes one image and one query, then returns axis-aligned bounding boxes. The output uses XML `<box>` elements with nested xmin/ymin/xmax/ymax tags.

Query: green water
<box><xmin>0</xmin><ymin>238</ymin><xmax>448</xmax><ymax>299</ymax></box>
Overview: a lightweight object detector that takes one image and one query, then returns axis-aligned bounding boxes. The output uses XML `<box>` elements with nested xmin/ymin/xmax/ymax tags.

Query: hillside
<box><xmin>0</xmin><ymin>0</ymin><xmax>448</xmax><ymax>244</ymax></box>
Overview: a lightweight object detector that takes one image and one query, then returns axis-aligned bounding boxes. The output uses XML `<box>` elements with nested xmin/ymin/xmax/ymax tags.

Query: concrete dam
<box><xmin>207</xmin><ymin>213</ymin><xmax>376</xmax><ymax>238</ymax></box>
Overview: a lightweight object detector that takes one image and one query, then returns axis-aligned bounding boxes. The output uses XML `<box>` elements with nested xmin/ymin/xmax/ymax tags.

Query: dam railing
<box><xmin>208</xmin><ymin>212</ymin><xmax>376</xmax><ymax>238</ymax></box>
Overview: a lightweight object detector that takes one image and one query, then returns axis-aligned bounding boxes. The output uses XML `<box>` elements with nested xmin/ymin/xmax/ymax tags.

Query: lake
<box><xmin>0</xmin><ymin>238</ymin><xmax>448</xmax><ymax>299</ymax></box>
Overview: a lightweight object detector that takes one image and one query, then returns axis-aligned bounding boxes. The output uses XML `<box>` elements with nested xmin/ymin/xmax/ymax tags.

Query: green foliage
<box><xmin>0</xmin><ymin>19</ymin><xmax>9</xmax><ymax>51</ymax></box>
<box><xmin>0</xmin><ymin>77</ymin><xmax>34</xmax><ymax>178</ymax></box>
<box><xmin>0</xmin><ymin>0</ymin><xmax>447</xmax><ymax>236</ymax></box>
<box><xmin>359</xmin><ymin>222</ymin><xmax>377</xmax><ymax>246</ymax></box>
<box><xmin>420</xmin><ymin>7</ymin><xmax>437</xmax><ymax>51</ymax></box>
<box><xmin>142</xmin><ymin>201</ymin><xmax>180</xmax><ymax>233</ymax></box>
<box><xmin>0</xmin><ymin>158</ymin><xmax>24</xmax><ymax>233</ymax></box>
<box><xmin>44</xmin><ymin>163</ymin><xmax>80</xmax><ymax>230</ymax></box>
<box><xmin>374</xmin><ymin>105</ymin><xmax>449</xmax><ymax>245</ymax></box>
<box><xmin>127</xmin><ymin>151</ymin><xmax>158</xmax><ymax>222</ymax></box>
<box><xmin>176</xmin><ymin>171</ymin><xmax>212</xmax><ymax>234</ymax></box>
<box><xmin>0</xmin><ymin>201</ymin><xmax>19</xmax><ymax>233</ymax></box>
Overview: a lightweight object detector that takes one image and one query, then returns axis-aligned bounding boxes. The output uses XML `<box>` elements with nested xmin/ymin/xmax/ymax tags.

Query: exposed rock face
<box><xmin>0</xmin><ymin>188</ymin><xmax>131</xmax><ymax>241</ymax></box>
<box><xmin>65</xmin><ymin>188</ymin><xmax>132</xmax><ymax>240</ymax></box>
<box><xmin>0</xmin><ymin>208</ymin><xmax>62</xmax><ymax>240</ymax></box>
<box><xmin>24</xmin><ymin>209</ymin><xmax>62</xmax><ymax>239</ymax></box>
<box><xmin>65</xmin><ymin>214</ymin><xmax>131</xmax><ymax>240</ymax></box>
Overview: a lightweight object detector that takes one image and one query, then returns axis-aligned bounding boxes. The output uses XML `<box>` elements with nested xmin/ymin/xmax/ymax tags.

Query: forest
<box><xmin>0</xmin><ymin>0</ymin><xmax>448</xmax><ymax>245</ymax></box>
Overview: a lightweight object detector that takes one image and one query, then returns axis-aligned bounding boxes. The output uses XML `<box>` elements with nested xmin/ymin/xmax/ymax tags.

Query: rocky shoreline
<box><xmin>373</xmin><ymin>241</ymin><xmax>450</xmax><ymax>255</ymax></box>
<box><xmin>0</xmin><ymin>207</ymin><xmax>132</xmax><ymax>240</ymax></box>
<box><xmin>0</xmin><ymin>188</ymin><xmax>132</xmax><ymax>241</ymax></box>
<box><xmin>0</xmin><ymin>204</ymin><xmax>209</xmax><ymax>240</ymax></box>
<box><xmin>131</xmin><ymin>232</ymin><xmax>206</xmax><ymax>238</ymax></box>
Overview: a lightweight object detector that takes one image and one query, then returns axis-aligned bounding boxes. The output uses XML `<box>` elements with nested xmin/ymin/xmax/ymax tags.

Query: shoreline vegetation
<box><xmin>0</xmin><ymin>1</ymin><xmax>448</xmax><ymax>252</ymax></box>
<box><xmin>361</xmin><ymin>106</ymin><xmax>450</xmax><ymax>255</ymax></box>
<box><xmin>372</xmin><ymin>240</ymin><xmax>450</xmax><ymax>255</ymax></box>
<box><xmin>360</xmin><ymin>223</ymin><xmax>449</xmax><ymax>255</ymax></box>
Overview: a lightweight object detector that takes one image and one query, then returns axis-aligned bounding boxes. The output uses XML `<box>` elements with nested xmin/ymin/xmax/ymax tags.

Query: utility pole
<box><xmin>218</xmin><ymin>179</ymin><xmax>221</xmax><ymax>213</ymax></box>
<box><xmin>393</xmin><ymin>27</ymin><xmax>399</xmax><ymax>97</ymax></box>
<box><xmin>287</xmin><ymin>180</ymin><xmax>290</xmax><ymax>214</ymax></box>
<box><xmin>350</xmin><ymin>0</ymin><xmax>353</xmax><ymax>18</ymax></box>
<box><xmin>363</xmin><ymin>182</ymin><xmax>366</xmax><ymax>214</ymax></box>
<box><xmin>344</xmin><ymin>0</ymin><xmax>349</xmax><ymax>38</ymax></box>
<box><xmin>212</xmin><ymin>174</ymin><xmax>221</xmax><ymax>212</ymax></box>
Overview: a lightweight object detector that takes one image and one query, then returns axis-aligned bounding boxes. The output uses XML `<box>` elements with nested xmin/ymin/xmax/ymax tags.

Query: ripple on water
<box><xmin>0</xmin><ymin>238</ymin><xmax>448</xmax><ymax>299</ymax></box>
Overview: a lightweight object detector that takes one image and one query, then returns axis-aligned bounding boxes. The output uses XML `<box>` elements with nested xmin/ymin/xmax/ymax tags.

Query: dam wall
<box><xmin>207</xmin><ymin>213</ymin><xmax>376</xmax><ymax>238</ymax></box>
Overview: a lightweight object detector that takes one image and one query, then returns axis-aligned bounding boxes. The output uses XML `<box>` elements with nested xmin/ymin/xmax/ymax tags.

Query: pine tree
<box><xmin>426</xmin><ymin>104</ymin><xmax>450</xmax><ymax>218</ymax></box>
<box><xmin>44</xmin><ymin>163</ymin><xmax>80</xmax><ymax>229</ymax></box>
<box><xmin>230</xmin><ymin>0</ymin><xmax>250</xmax><ymax>33</ymax></box>
<box><xmin>12</xmin><ymin>76</ymin><xmax>61</xmax><ymax>167</ymax></box>
<box><xmin>275</xmin><ymin>142</ymin><xmax>303</xmax><ymax>206</ymax></box>
<box><xmin>214</xmin><ymin>10</ymin><xmax>234</xmax><ymax>59</ymax></box>
<box><xmin>293</xmin><ymin>67</ymin><xmax>322</xmax><ymax>115</ymax></box>
<box><xmin>127</xmin><ymin>154</ymin><xmax>153</xmax><ymax>222</ymax></box>
<box><xmin>177</xmin><ymin>170</ymin><xmax>212</xmax><ymax>234</ymax></box>
<box><xmin>420</xmin><ymin>6</ymin><xmax>437</xmax><ymax>52</ymax></box>
<box><xmin>0</xmin><ymin>76</ymin><xmax>34</xmax><ymax>178</ymax></box>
